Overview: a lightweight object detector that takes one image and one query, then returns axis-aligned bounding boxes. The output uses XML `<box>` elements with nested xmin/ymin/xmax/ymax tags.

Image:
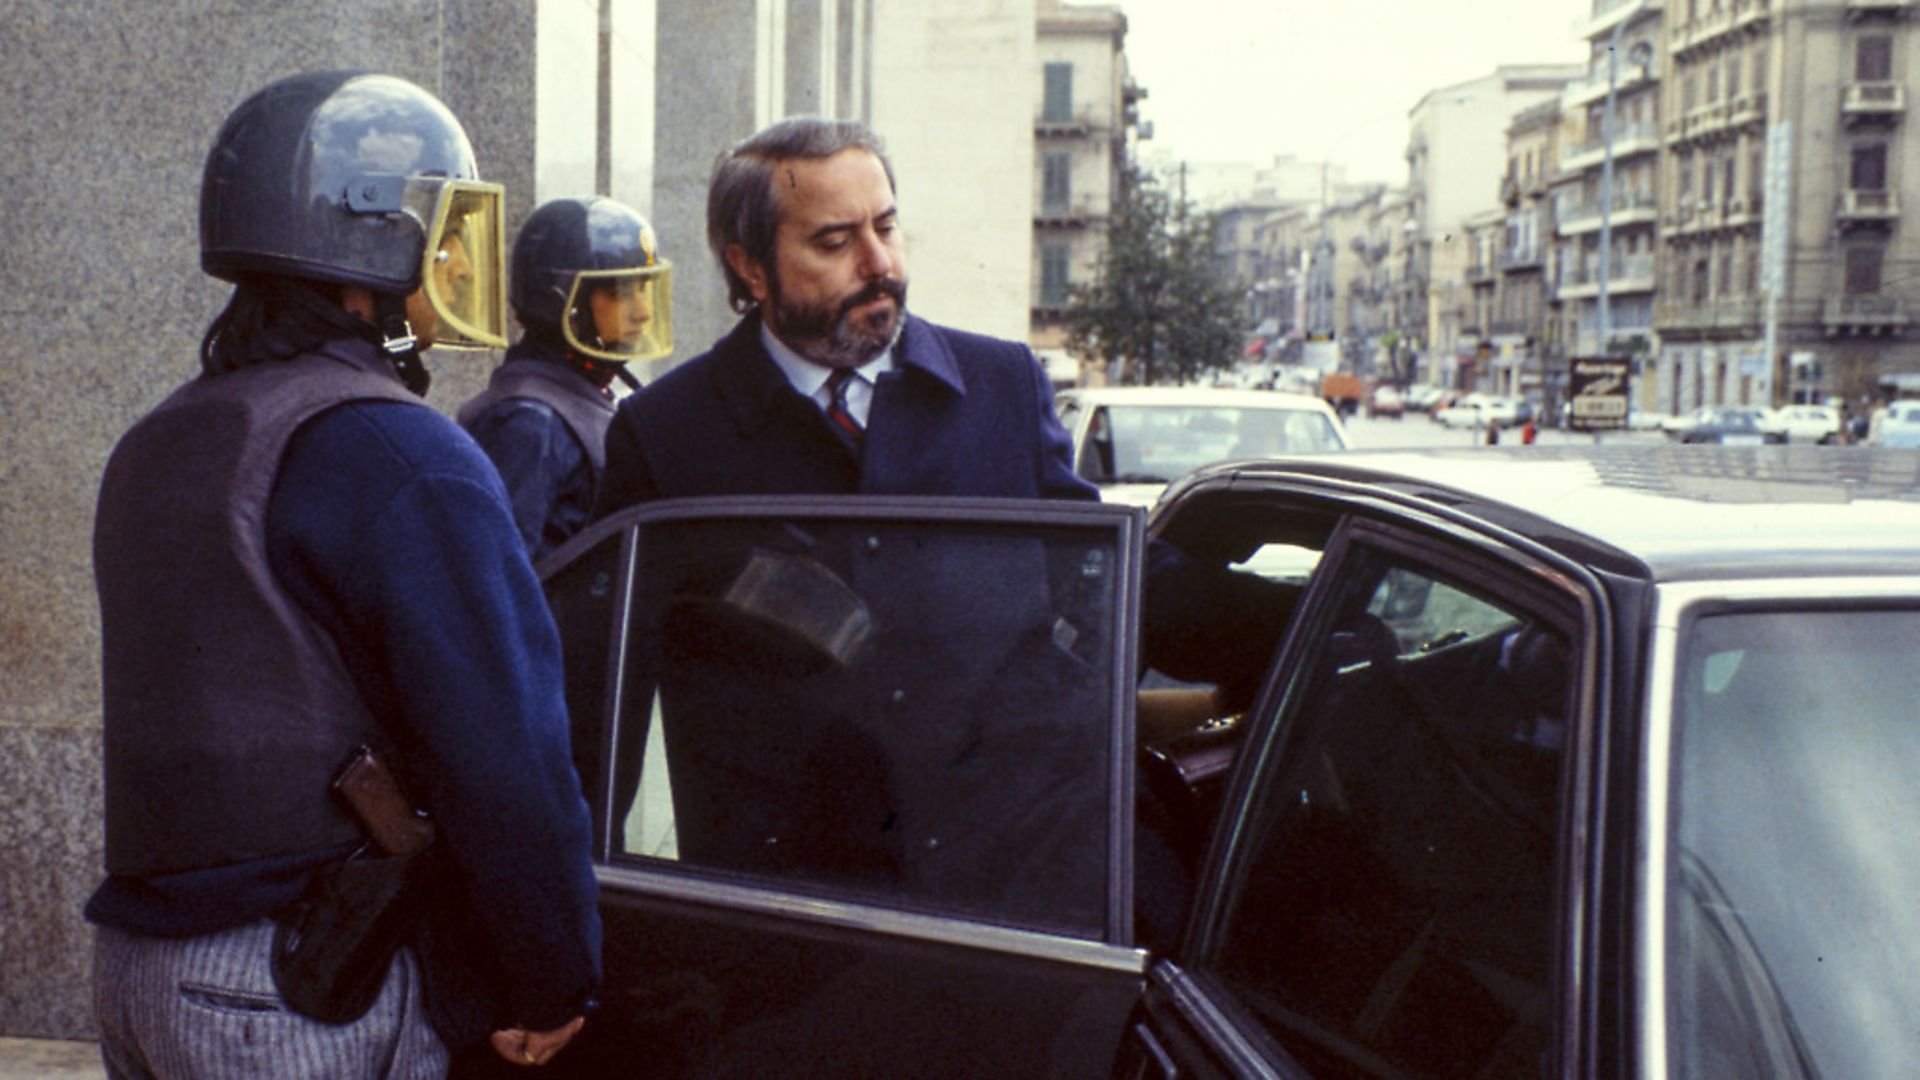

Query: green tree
<box><xmin>1066</xmin><ymin>165</ymin><xmax>1242</xmax><ymax>387</ymax></box>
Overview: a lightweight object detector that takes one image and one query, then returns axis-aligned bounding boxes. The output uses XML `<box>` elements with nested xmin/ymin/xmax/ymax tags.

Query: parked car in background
<box><xmin>1767</xmin><ymin>403</ymin><xmax>1843</xmax><ymax>443</ymax></box>
<box><xmin>1436</xmin><ymin>394</ymin><xmax>1525</xmax><ymax>429</ymax></box>
<box><xmin>1053</xmin><ymin>386</ymin><xmax>1350</xmax><ymax>506</ymax></box>
<box><xmin>1366</xmin><ymin>383</ymin><xmax>1405</xmax><ymax>419</ymax></box>
<box><xmin>525</xmin><ymin>445</ymin><xmax>1920</xmax><ymax>1078</ymax></box>
<box><xmin>1873</xmin><ymin>400</ymin><xmax>1920</xmax><ymax>447</ymax></box>
<box><xmin>1676</xmin><ymin>406</ymin><xmax>1786</xmax><ymax>445</ymax></box>
<box><xmin>1404</xmin><ymin>384</ymin><xmax>1446</xmax><ymax>414</ymax></box>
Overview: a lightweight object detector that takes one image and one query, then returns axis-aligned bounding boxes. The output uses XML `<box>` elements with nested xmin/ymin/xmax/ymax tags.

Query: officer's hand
<box><xmin>490</xmin><ymin>1015</ymin><xmax>586</xmax><ymax>1067</ymax></box>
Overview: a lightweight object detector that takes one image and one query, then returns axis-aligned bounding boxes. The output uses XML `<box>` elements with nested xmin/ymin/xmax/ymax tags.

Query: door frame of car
<box><xmin>534</xmin><ymin>495</ymin><xmax>1155</xmax><ymax>1076</ymax></box>
<box><xmin>1129</xmin><ymin>472</ymin><xmax>1618</xmax><ymax>1076</ymax></box>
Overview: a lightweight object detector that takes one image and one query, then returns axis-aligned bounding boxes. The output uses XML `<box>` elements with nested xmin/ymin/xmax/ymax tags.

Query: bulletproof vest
<box><xmin>94</xmin><ymin>342</ymin><xmax>420</xmax><ymax>876</ymax></box>
<box><xmin>457</xmin><ymin>356</ymin><xmax>615</xmax><ymax>480</ymax></box>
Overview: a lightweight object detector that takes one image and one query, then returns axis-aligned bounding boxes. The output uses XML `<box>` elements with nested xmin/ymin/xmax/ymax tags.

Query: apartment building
<box><xmin>1553</xmin><ymin>0</ymin><xmax>1665</xmax><ymax>377</ymax></box>
<box><xmin>1654</xmin><ymin>0</ymin><xmax>1920</xmax><ymax>414</ymax></box>
<box><xmin>1248</xmin><ymin>204</ymin><xmax>1316</xmax><ymax>360</ymax></box>
<box><xmin>1495</xmin><ymin>100</ymin><xmax>1564</xmax><ymax>402</ymax></box>
<box><xmin>1031</xmin><ymin>0</ymin><xmax>1140</xmax><ymax>383</ymax></box>
<box><xmin>1407</xmin><ymin>64</ymin><xmax>1586</xmax><ymax>385</ymax></box>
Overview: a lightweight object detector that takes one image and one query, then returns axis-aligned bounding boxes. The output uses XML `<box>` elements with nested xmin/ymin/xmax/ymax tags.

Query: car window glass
<box><xmin>540</xmin><ymin>528</ymin><xmax>630</xmax><ymax>850</ymax></box>
<box><xmin>1203</xmin><ymin>547</ymin><xmax>1572</xmax><ymax>1076</ymax></box>
<box><xmin>1668</xmin><ymin>610</ymin><xmax>1920</xmax><ymax>1077</ymax></box>
<box><xmin>597</xmin><ymin>512</ymin><xmax>1127</xmax><ymax>939</ymax></box>
<box><xmin>1094</xmin><ymin>405</ymin><xmax>1342</xmax><ymax>484</ymax></box>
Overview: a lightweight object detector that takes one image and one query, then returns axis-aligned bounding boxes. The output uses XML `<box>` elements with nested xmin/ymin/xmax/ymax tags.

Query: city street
<box><xmin>1341</xmin><ymin>411</ymin><xmax>1665</xmax><ymax>451</ymax></box>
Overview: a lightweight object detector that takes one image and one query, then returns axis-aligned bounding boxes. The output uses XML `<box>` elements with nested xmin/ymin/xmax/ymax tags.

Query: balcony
<box><xmin>1656</xmin><ymin>296</ymin><xmax>1764</xmax><ymax>335</ymax></box>
<box><xmin>1034</xmin><ymin>107</ymin><xmax>1107</xmax><ymax>137</ymax></box>
<box><xmin>1672</xmin><ymin>0</ymin><xmax>1768</xmax><ymax>58</ymax></box>
<box><xmin>1558</xmin><ymin>190</ymin><xmax>1661</xmax><ymax>234</ymax></box>
<box><xmin>1846</xmin><ymin>0</ymin><xmax>1913</xmax><ymax>20</ymax></box>
<box><xmin>1503</xmin><ymin>247</ymin><xmax>1545</xmax><ymax>272</ymax></box>
<box><xmin>1667</xmin><ymin>198</ymin><xmax>1762</xmax><ymax>235</ymax></box>
<box><xmin>1585</xmin><ymin>0</ymin><xmax>1664</xmax><ymax>38</ymax></box>
<box><xmin>1836</xmin><ymin>189</ymin><xmax>1900</xmax><ymax>227</ymax></box>
<box><xmin>1557</xmin><ymin>252</ymin><xmax>1656</xmax><ymax>299</ymax></box>
<box><xmin>1564</xmin><ymin>62</ymin><xmax>1662</xmax><ymax>108</ymax></box>
<box><xmin>1034</xmin><ymin>193</ymin><xmax>1109</xmax><ymax>227</ymax></box>
<box><xmin>1823</xmin><ymin>295</ymin><xmax>1910</xmax><ymax>335</ymax></box>
<box><xmin>1562</xmin><ymin>121</ymin><xmax>1663</xmax><ymax>171</ymax></box>
<box><xmin>1466</xmin><ymin>260</ymin><xmax>1498</xmax><ymax>285</ymax></box>
<box><xmin>1843</xmin><ymin>81</ymin><xmax>1906</xmax><ymax>126</ymax></box>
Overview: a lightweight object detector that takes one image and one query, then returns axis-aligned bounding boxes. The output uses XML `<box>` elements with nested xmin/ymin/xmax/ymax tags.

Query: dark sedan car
<box><xmin>1675</xmin><ymin>406</ymin><xmax>1785</xmax><ymax>445</ymax></box>
<box><xmin>493</xmin><ymin>446</ymin><xmax>1920</xmax><ymax>1078</ymax></box>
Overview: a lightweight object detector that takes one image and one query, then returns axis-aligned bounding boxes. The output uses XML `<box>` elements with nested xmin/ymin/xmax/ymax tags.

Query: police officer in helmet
<box><xmin>459</xmin><ymin>196</ymin><xmax>673</xmax><ymax>560</ymax></box>
<box><xmin>90</xmin><ymin>71</ymin><xmax>599</xmax><ymax>1075</ymax></box>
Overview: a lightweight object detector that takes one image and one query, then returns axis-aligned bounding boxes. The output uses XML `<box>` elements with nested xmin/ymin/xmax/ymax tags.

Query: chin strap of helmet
<box><xmin>372</xmin><ymin>292</ymin><xmax>431</xmax><ymax>397</ymax></box>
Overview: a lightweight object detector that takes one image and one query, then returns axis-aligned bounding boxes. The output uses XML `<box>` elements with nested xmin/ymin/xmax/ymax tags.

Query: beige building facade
<box><xmin>1654</xmin><ymin>0</ymin><xmax>1920</xmax><ymax>415</ymax></box>
<box><xmin>1030</xmin><ymin>0</ymin><xmax>1138</xmax><ymax>383</ymax></box>
<box><xmin>1406</xmin><ymin>64</ymin><xmax>1585</xmax><ymax>385</ymax></box>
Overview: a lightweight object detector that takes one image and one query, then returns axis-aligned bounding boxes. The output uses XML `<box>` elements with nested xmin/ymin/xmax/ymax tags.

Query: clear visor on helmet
<box><xmin>419</xmin><ymin>181</ymin><xmax>508</xmax><ymax>349</ymax></box>
<box><xmin>563</xmin><ymin>265</ymin><xmax>674</xmax><ymax>363</ymax></box>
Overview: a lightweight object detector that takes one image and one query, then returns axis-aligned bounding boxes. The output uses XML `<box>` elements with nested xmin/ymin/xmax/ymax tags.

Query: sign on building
<box><xmin>1568</xmin><ymin>356</ymin><xmax>1631</xmax><ymax>433</ymax></box>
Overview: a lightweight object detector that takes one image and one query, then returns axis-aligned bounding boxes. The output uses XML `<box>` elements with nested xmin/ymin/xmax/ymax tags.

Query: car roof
<box><xmin>1180</xmin><ymin>445</ymin><xmax>1920</xmax><ymax>583</ymax></box>
<box><xmin>1057</xmin><ymin>386</ymin><xmax>1334</xmax><ymax>412</ymax></box>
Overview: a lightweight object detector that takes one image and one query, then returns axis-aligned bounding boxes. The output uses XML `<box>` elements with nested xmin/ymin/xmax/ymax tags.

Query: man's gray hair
<box><xmin>707</xmin><ymin>118</ymin><xmax>896</xmax><ymax>314</ymax></box>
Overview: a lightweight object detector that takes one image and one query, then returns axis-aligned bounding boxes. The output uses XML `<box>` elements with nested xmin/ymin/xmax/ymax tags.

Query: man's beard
<box><xmin>767</xmin><ymin>275</ymin><xmax>908</xmax><ymax>368</ymax></box>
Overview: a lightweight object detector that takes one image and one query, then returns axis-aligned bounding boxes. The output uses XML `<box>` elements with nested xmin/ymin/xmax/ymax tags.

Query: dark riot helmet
<box><xmin>511</xmin><ymin>197</ymin><xmax>674</xmax><ymax>364</ymax></box>
<box><xmin>200</xmin><ymin>71</ymin><xmax>508</xmax><ymax>349</ymax></box>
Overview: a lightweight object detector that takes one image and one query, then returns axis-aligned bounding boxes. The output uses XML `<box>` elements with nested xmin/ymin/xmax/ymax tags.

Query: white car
<box><xmin>1053</xmin><ymin>386</ymin><xmax>1351</xmax><ymax>506</ymax></box>
<box><xmin>1767</xmin><ymin>404</ymin><xmax>1843</xmax><ymax>444</ymax></box>
<box><xmin>1437</xmin><ymin>395</ymin><xmax>1524</xmax><ymax>430</ymax></box>
<box><xmin>1873</xmin><ymin>401</ymin><xmax>1920</xmax><ymax>448</ymax></box>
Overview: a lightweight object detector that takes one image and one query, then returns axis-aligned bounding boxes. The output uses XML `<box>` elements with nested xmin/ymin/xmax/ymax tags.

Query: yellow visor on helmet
<box><xmin>563</xmin><ymin>265</ymin><xmax>674</xmax><ymax>363</ymax></box>
<box><xmin>420</xmin><ymin>181</ymin><xmax>508</xmax><ymax>349</ymax></box>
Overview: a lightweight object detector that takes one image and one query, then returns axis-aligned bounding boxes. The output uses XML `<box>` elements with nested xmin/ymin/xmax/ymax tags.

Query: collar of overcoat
<box><xmin>712</xmin><ymin>311</ymin><xmax>967</xmax><ymax>437</ymax></box>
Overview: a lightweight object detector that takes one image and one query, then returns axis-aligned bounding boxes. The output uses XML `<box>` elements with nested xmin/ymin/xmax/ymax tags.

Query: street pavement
<box><xmin>0</xmin><ymin>1039</ymin><xmax>104</xmax><ymax>1079</ymax></box>
<box><xmin>1341</xmin><ymin>411</ymin><xmax>1664</xmax><ymax>451</ymax></box>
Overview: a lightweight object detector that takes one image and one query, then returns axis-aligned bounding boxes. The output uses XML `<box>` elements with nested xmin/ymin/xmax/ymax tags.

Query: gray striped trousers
<box><xmin>92</xmin><ymin>919</ymin><xmax>447</xmax><ymax>1079</ymax></box>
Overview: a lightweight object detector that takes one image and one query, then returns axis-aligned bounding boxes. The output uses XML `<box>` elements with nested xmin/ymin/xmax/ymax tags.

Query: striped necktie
<box><xmin>824</xmin><ymin>367</ymin><xmax>865</xmax><ymax>452</ymax></box>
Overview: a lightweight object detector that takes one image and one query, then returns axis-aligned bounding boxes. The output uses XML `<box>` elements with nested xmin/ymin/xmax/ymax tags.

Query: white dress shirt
<box><xmin>760</xmin><ymin>323</ymin><xmax>895</xmax><ymax>428</ymax></box>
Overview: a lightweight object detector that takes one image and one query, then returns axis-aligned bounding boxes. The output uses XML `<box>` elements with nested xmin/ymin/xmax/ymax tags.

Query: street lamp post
<box><xmin>1596</xmin><ymin>0</ymin><xmax>1654</xmax><ymax>354</ymax></box>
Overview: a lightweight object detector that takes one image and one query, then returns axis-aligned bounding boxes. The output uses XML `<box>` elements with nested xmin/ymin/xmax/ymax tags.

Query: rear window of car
<box><xmin>1667</xmin><ymin>609</ymin><xmax>1920</xmax><ymax>1077</ymax></box>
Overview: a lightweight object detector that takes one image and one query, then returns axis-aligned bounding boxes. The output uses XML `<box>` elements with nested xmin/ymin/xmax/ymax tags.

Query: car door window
<box><xmin>1197</xmin><ymin>540</ymin><xmax>1577</xmax><ymax>1076</ymax></box>
<box><xmin>548</xmin><ymin>501</ymin><xmax>1137</xmax><ymax>941</ymax></box>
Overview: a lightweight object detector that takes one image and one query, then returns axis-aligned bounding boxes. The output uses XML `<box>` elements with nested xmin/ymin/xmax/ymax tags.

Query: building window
<box><xmin>1040</xmin><ymin>244</ymin><xmax>1071</xmax><ymax>306</ymax></box>
<box><xmin>1723</xmin><ymin>153</ymin><xmax>1737</xmax><ymax>205</ymax></box>
<box><xmin>1706</xmin><ymin>63</ymin><xmax>1720</xmax><ymax>104</ymax></box>
<box><xmin>1851</xmin><ymin>143</ymin><xmax>1888</xmax><ymax>191</ymax></box>
<box><xmin>1845</xmin><ymin>245</ymin><xmax>1885</xmax><ymax>295</ymax></box>
<box><xmin>1694</xmin><ymin>257</ymin><xmax>1711</xmax><ymax>303</ymax></box>
<box><xmin>1728</xmin><ymin>55</ymin><xmax>1743</xmax><ymax>99</ymax></box>
<box><xmin>1750</xmin><ymin>148</ymin><xmax>1763</xmax><ymax>201</ymax></box>
<box><xmin>1681</xmin><ymin>73</ymin><xmax>1697</xmax><ymax>114</ymax></box>
<box><xmin>1043</xmin><ymin>62</ymin><xmax>1073</xmax><ymax>122</ymax></box>
<box><xmin>1703</xmin><ymin>160</ymin><xmax>1717</xmax><ymax>205</ymax></box>
<box><xmin>1042</xmin><ymin>153</ymin><xmax>1071</xmax><ymax>213</ymax></box>
<box><xmin>1857</xmin><ymin>36</ymin><xmax>1893</xmax><ymax>82</ymax></box>
<box><xmin>1753</xmin><ymin>46</ymin><xmax>1767</xmax><ymax>94</ymax></box>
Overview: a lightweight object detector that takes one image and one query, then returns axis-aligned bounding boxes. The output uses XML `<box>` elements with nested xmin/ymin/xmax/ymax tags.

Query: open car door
<box><xmin>500</xmin><ymin>496</ymin><xmax>1148</xmax><ymax>1078</ymax></box>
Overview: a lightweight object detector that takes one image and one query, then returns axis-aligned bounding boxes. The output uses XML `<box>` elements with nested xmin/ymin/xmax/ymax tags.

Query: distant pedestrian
<box><xmin>1520</xmin><ymin>418</ymin><xmax>1538</xmax><ymax>445</ymax></box>
<box><xmin>1485</xmin><ymin>422</ymin><xmax>1501</xmax><ymax>446</ymax></box>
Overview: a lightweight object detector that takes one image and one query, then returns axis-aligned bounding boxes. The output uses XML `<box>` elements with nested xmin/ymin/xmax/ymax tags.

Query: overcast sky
<box><xmin>1116</xmin><ymin>0</ymin><xmax>1594</xmax><ymax>185</ymax></box>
